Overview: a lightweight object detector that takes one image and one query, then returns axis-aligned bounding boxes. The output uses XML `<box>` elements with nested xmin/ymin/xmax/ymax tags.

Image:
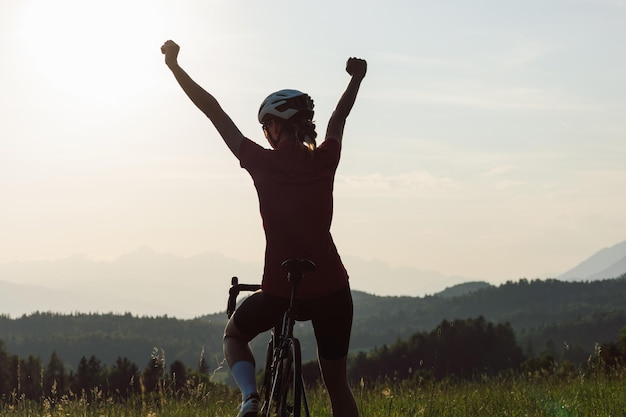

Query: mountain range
<box><xmin>1</xmin><ymin>240</ymin><xmax>625</xmax><ymax>319</ymax></box>
<box><xmin>558</xmin><ymin>240</ymin><xmax>626</xmax><ymax>281</ymax></box>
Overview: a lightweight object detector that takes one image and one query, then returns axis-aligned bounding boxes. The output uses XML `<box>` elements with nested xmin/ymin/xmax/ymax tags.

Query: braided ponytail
<box><xmin>296</xmin><ymin>119</ymin><xmax>317</xmax><ymax>151</ymax></box>
<box><xmin>285</xmin><ymin>114</ymin><xmax>317</xmax><ymax>152</ymax></box>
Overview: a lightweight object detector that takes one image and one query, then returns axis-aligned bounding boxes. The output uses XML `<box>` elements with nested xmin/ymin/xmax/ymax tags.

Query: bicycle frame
<box><xmin>226</xmin><ymin>258</ymin><xmax>315</xmax><ymax>417</ymax></box>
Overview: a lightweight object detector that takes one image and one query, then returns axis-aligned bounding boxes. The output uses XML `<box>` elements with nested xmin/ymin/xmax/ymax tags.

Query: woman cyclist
<box><xmin>161</xmin><ymin>40</ymin><xmax>366</xmax><ymax>417</ymax></box>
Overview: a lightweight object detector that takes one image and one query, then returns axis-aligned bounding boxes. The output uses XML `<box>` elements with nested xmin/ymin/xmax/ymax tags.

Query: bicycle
<box><xmin>227</xmin><ymin>258</ymin><xmax>316</xmax><ymax>417</ymax></box>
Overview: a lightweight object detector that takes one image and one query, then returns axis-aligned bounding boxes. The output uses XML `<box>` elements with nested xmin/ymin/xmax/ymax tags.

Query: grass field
<box><xmin>2</xmin><ymin>366</ymin><xmax>625</xmax><ymax>416</ymax></box>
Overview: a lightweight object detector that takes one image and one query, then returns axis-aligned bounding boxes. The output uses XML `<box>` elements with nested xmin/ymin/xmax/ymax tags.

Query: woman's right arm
<box><xmin>161</xmin><ymin>40</ymin><xmax>243</xmax><ymax>158</ymax></box>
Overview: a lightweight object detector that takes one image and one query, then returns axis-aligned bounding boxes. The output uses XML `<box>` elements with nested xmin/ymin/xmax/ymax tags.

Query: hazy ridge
<box><xmin>0</xmin><ymin>247</ymin><xmax>469</xmax><ymax>318</ymax></box>
<box><xmin>1</xmin><ymin>240</ymin><xmax>626</xmax><ymax>319</ymax></box>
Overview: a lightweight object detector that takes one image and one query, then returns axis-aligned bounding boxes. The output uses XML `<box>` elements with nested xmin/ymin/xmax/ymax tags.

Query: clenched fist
<box><xmin>161</xmin><ymin>40</ymin><xmax>180</xmax><ymax>67</ymax></box>
<box><xmin>346</xmin><ymin>57</ymin><xmax>367</xmax><ymax>79</ymax></box>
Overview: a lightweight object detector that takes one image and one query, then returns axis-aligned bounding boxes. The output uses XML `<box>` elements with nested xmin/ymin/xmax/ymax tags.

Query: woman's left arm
<box><xmin>325</xmin><ymin>57</ymin><xmax>367</xmax><ymax>145</ymax></box>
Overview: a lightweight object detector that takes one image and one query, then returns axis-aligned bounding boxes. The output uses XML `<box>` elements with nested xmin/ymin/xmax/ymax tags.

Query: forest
<box><xmin>1</xmin><ymin>316</ymin><xmax>626</xmax><ymax>401</ymax></box>
<box><xmin>1</xmin><ymin>275</ymin><xmax>626</xmax><ymax>400</ymax></box>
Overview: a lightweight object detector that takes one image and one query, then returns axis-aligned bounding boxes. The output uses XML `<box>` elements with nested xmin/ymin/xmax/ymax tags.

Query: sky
<box><xmin>1</xmin><ymin>0</ymin><xmax>625</xmax><ymax>286</ymax></box>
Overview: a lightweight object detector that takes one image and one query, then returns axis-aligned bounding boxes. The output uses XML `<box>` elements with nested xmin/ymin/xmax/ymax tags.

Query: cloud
<box><xmin>378</xmin><ymin>52</ymin><xmax>478</xmax><ymax>72</ymax></box>
<box><xmin>372</xmin><ymin>83</ymin><xmax>584</xmax><ymax>113</ymax></box>
<box><xmin>481</xmin><ymin>166</ymin><xmax>515</xmax><ymax>177</ymax></box>
<box><xmin>495</xmin><ymin>179</ymin><xmax>527</xmax><ymax>190</ymax></box>
<box><xmin>336</xmin><ymin>171</ymin><xmax>457</xmax><ymax>198</ymax></box>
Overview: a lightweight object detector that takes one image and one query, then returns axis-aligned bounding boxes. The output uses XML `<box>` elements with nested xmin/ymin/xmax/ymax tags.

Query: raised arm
<box><xmin>161</xmin><ymin>40</ymin><xmax>243</xmax><ymax>158</ymax></box>
<box><xmin>325</xmin><ymin>57</ymin><xmax>367</xmax><ymax>145</ymax></box>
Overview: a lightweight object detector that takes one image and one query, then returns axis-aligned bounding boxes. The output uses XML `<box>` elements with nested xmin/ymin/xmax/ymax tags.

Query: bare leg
<box><xmin>223</xmin><ymin>316</ymin><xmax>256</xmax><ymax>366</ymax></box>
<box><xmin>223</xmin><ymin>315</ymin><xmax>258</xmax><ymax>401</ymax></box>
<box><xmin>318</xmin><ymin>355</ymin><xmax>359</xmax><ymax>417</ymax></box>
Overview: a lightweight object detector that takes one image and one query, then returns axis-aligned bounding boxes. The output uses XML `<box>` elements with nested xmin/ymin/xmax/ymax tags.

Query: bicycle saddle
<box><xmin>281</xmin><ymin>258</ymin><xmax>316</xmax><ymax>274</ymax></box>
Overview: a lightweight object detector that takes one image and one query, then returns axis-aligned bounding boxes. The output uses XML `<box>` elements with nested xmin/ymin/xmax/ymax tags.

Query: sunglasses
<box><xmin>262</xmin><ymin>119</ymin><xmax>276</xmax><ymax>132</ymax></box>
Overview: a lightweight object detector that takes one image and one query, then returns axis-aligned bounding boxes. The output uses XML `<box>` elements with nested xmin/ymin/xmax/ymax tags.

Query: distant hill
<box><xmin>0</xmin><ymin>248</ymin><xmax>268</xmax><ymax>319</ymax></box>
<box><xmin>435</xmin><ymin>281</ymin><xmax>492</xmax><ymax>298</ymax></box>
<box><xmin>0</xmin><ymin>279</ymin><xmax>177</xmax><ymax>317</ymax></box>
<box><xmin>588</xmin><ymin>256</ymin><xmax>626</xmax><ymax>281</ymax></box>
<box><xmin>558</xmin><ymin>240</ymin><xmax>626</xmax><ymax>281</ymax></box>
<box><xmin>2</xmin><ymin>276</ymin><xmax>625</xmax><ymax>374</ymax></box>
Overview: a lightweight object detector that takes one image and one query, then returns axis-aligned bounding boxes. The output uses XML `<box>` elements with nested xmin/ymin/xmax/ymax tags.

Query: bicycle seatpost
<box><xmin>281</xmin><ymin>258</ymin><xmax>316</xmax><ymax>313</ymax></box>
<box><xmin>282</xmin><ymin>258</ymin><xmax>316</xmax><ymax>283</ymax></box>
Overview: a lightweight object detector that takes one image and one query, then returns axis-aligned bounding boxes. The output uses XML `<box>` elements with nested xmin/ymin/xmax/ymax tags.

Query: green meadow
<box><xmin>2</xmin><ymin>366</ymin><xmax>624</xmax><ymax>417</ymax></box>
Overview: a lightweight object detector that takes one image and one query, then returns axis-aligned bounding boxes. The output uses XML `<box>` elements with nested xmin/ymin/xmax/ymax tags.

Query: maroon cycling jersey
<box><xmin>239</xmin><ymin>136</ymin><xmax>349</xmax><ymax>299</ymax></box>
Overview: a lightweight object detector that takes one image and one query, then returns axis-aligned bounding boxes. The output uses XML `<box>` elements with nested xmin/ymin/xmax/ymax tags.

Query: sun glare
<box><xmin>19</xmin><ymin>0</ymin><xmax>164</xmax><ymax>104</ymax></box>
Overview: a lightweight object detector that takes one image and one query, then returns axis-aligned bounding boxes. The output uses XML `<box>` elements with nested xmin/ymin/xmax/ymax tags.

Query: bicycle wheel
<box><xmin>260</xmin><ymin>337</ymin><xmax>274</xmax><ymax>410</ymax></box>
<box><xmin>262</xmin><ymin>338</ymin><xmax>305</xmax><ymax>417</ymax></box>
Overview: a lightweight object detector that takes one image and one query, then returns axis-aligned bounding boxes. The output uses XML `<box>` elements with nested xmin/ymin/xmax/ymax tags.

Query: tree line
<box><xmin>0</xmin><ymin>340</ymin><xmax>213</xmax><ymax>402</ymax></box>
<box><xmin>3</xmin><ymin>316</ymin><xmax>626</xmax><ymax>402</ymax></box>
<box><xmin>307</xmin><ymin>316</ymin><xmax>626</xmax><ymax>386</ymax></box>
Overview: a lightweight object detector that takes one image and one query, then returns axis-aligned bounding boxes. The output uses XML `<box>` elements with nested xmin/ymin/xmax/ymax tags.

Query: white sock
<box><xmin>231</xmin><ymin>361</ymin><xmax>257</xmax><ymax>401</ymax></box>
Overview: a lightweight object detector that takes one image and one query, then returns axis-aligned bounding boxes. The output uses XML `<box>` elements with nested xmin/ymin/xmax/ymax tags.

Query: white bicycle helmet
<box><xmin>258</xmin><ymin>89</ymin><xmax>314</xmax><ymax>123</ymax></box>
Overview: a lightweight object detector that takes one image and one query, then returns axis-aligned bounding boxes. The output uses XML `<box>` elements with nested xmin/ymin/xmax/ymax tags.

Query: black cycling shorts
<box><xmin>233</xmin><ymin>285</ymin><xmax>353</xmax><ymax>360</ymax></box>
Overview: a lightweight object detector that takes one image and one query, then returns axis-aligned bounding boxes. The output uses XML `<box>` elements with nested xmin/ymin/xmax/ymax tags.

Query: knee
<box><xmin>319</xmin><ymin>355</ymin><xmax>349</xmax><ymax>388</ymax></box>
<box><xmin>224</xmin><ymin>316</ymin><xmax>252</xmax><ymax>343</ymax></box>
<box><xmin>223</xmin><ymin>318</ymin><xmax>239</xmax><ymax>341</ymax></box>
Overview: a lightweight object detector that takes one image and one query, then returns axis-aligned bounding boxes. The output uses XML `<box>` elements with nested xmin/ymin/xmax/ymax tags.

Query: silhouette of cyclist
<box><xmin>162</xmin><ymin>39</ymin><xmax>366</xmax><ymax>417</ymax></box>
